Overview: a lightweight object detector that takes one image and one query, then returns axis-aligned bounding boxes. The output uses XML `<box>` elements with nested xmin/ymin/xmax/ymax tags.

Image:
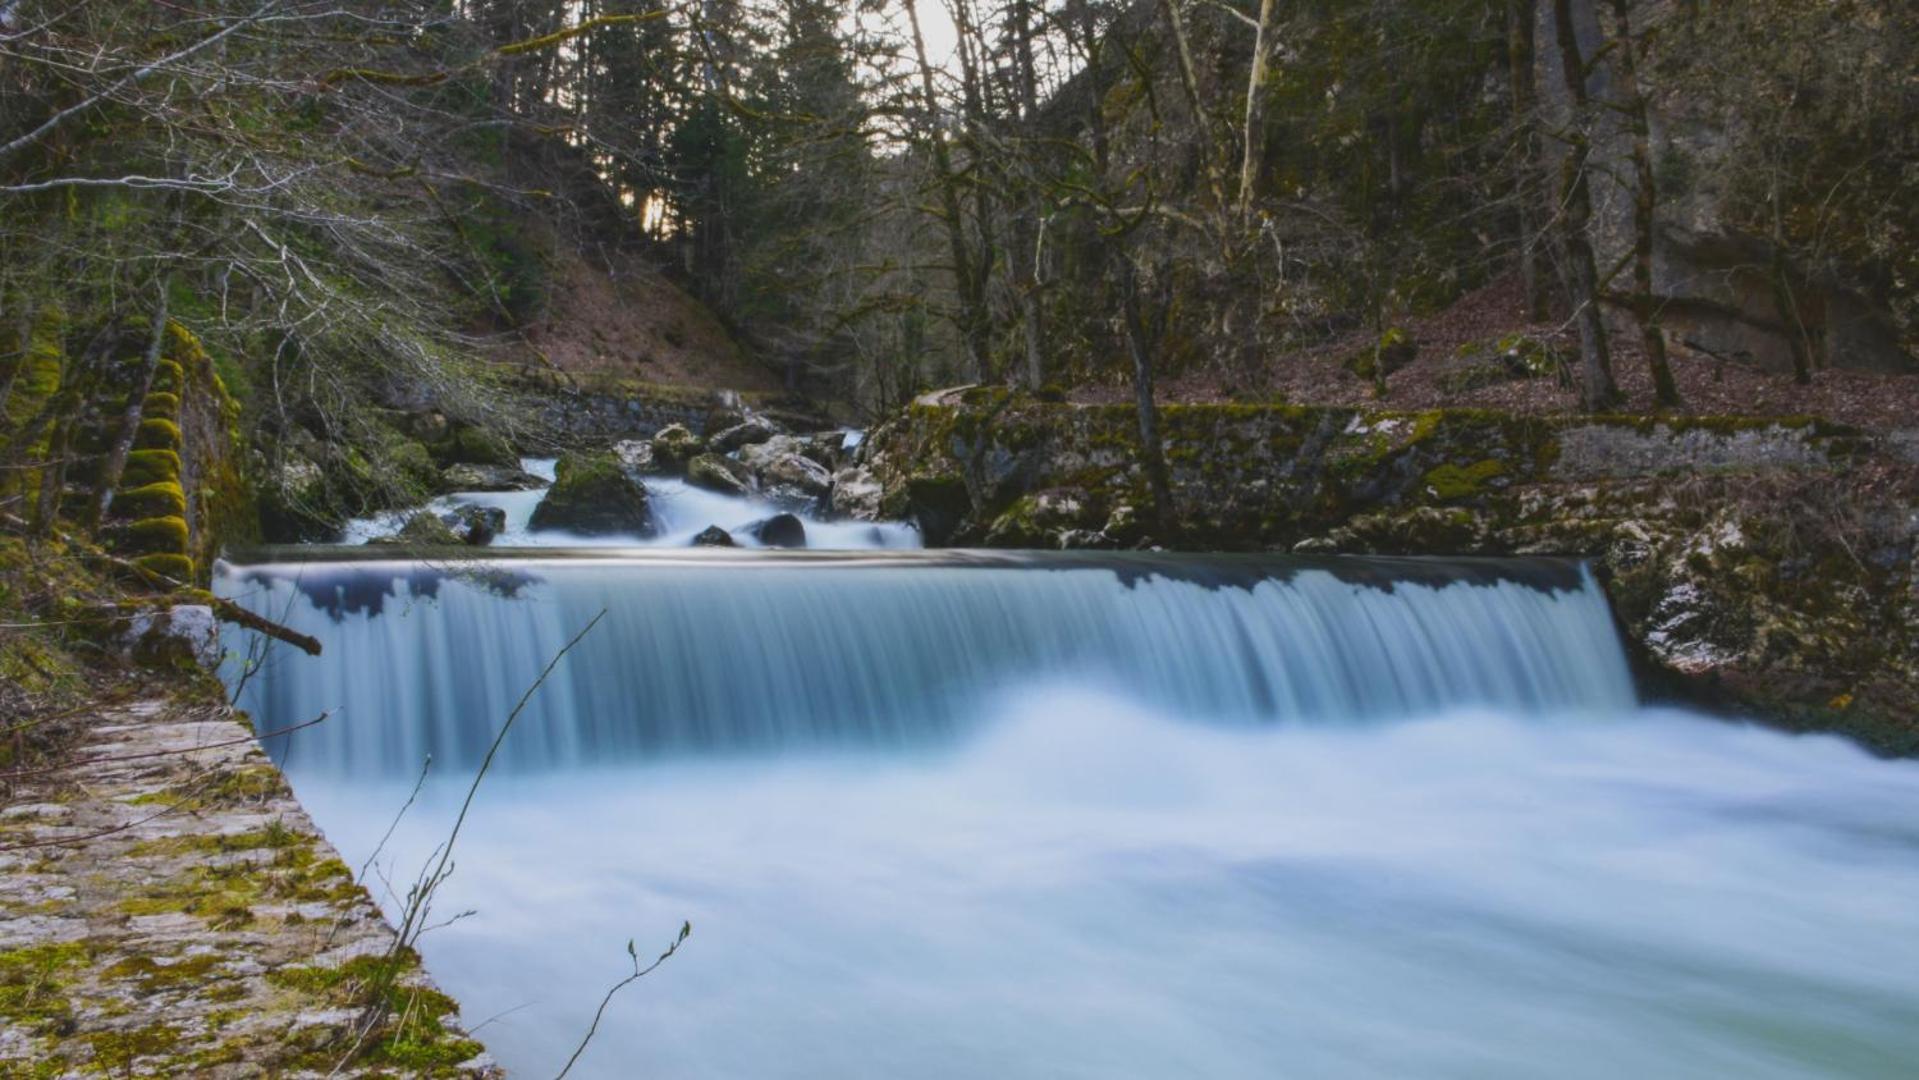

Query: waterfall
<box><xmin>217</xmin><ymin>551</ymin><xmax>1634</xmax><ymax>775</ymax></box>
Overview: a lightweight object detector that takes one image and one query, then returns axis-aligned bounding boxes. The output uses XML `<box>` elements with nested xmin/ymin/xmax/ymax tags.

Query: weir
<box><xmin>217</xmin><ymin>551</ymin><xmax>1635</xmax><ymax>775</ymax></box>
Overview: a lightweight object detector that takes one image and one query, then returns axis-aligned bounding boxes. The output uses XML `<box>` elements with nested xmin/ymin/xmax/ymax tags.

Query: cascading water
<box><xmin>221</xmin><ymin>552</ymin><xmax>1632</xmax><ymax>773</ymax></box>
<box><xmin>217</xmin><ymin>550</ymin><xmax>1919</xmax><ymax>1079</ymax></box>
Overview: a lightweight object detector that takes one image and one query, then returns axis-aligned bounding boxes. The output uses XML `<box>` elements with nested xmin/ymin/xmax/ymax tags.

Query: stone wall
<box><xmin>864</xmin><ymin>393</ymin><xmax>1919</xmax><ymax>754</ymax></box>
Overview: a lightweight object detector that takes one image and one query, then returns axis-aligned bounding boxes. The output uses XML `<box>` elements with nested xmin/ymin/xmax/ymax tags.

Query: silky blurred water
<box><xmin>218</xmin><ymin>554</ymin><xmax>1919</xmax><ymax>1078</ymax></box>
<box><xmin>340</xmin><ymin>457</ymin><xmax>920</xmax><ymax>550</ymax></box>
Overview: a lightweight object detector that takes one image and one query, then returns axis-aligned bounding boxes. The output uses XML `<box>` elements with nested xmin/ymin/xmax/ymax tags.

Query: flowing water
<box><xmin>217</xmin><ymin>551</ymin><xmax>1919</xmax><ymax>1078</ymax></box>
<box><xmin>340</xmin><ymin>457</ymin><xmax>921</xmax><ymax>550</ymax></box>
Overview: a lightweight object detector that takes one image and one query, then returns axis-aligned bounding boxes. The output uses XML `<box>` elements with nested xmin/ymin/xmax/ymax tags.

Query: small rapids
<box><xmin>339</xmin><ymin>457</ymin><xmax>921</xmax><ymax>550</ymax></box>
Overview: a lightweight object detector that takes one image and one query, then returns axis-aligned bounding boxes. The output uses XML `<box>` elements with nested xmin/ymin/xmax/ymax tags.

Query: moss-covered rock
<box><xmin>120</xmin><ymin>449</ymin><xmax>182</xmax><ymax>490</ymax></box>
<box><xmin>132</xmin><ymin>553</ymin><xmax>196</xmax><ymax>583</ymax></box>
<box><xmin>649</xmin><ymin>423</ymin><xmax>704</xmax><ymax>475</ymax></box>
<box><xmin>121</xmin><ymin>515</ymin><xmax>190</xmax><ymax>555</ymax></box>
<box><xmin>686</xmin><ymin>452</ymin><xmax>752</xmax><ymax>496</ymax></box>
<box><xmin>114</xmin><ymin>481</ymin><xmax>188</xmax><ymax>520</ymax></box>
<box><xmin>388</xmin><ymin>439</ymin><xmax>442</xmax><ymax>494</ymax></box>
<box><xmin>141</xmin><ymin>391</ymin><xmax>181</xmax><ymax>420</ymax></box>
<box><xmin>429</xmin><ymin>423</ymin><xmax>518</xmax><ymax>469</ymax></box>
<box><xmin>528</xmin><ymin>451</ymin><xmax>654</xmax><ymax>535</ymax></box>
<box><xmin>133</xmin><ymin>417</ymin><xmax>183</xmax><ymax>453</ymax></box>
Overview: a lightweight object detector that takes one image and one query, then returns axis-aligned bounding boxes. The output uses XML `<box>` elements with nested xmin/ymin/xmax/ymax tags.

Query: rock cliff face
<box><xmin>1538</xmin><ymin>0</ymin><xmax>1915</xmax><ymax>377</ymax></box>
<box><xmin>864</xmin><ymin>391</ymin><xmax>1919</xmax><ymax>754</ymax></box>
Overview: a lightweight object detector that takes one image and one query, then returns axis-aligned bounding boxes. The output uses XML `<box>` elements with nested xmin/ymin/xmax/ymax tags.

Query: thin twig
<box><xmin>554</xmin><ymin>923</ymin><xmax>692</xmax><ymax>1080</ymax></box>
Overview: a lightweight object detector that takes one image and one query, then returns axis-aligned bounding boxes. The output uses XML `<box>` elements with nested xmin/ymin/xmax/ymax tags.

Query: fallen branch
<box><xmin>210</xmin><ymin>594</ymin><xmax>322</xmax><ymax>657</ymax></box>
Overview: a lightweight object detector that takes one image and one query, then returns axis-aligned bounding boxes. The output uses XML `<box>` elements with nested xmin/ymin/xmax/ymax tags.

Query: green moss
<box><xmin>117</xmin><ymin>824</ymin><xmax>356</xmax><ymax>922</ymax></box>
<box><xmin>132</xmin><ymin>417</ymin><xmax>183</xmax><ymax>453</ymax></box>
<box><xmin>0</xmin><ymin>940</ymin><xmax>90</xmax><ymax>1032</ymax></box>
<box><xmin>85</xmin><ymin>1021</ymin><xmax>181</xmax><ymax>1071</ymax></box>
<box><xmin>0</xmin><ymin>305</ymin><xmax>65</xmax><ymax>505</ymax></box>
<box><xmin>269</xmin><ymin>952</ymin><xmax>484</xmax><ymax>1072</ymax></box>
<box><xmin>531</xmin><ymin>451</ymin><xmax>652</xmax><ymax>534</ymax></box>
<box><xmin>431</xmin><ymin>423</ymin><xmax>517</xmax><ymax>468</ymax></box>
<box><xmin>150</xmin><ymin>359</ymin><xmax>185</xmax><ymax>395</ymax></box>
<box><xmin>1</xmin><ymin>306</ymin><xmax>63</xmax><ymax>429</ymax></box>
<box><xmin>1421</xmin><ymin>459</ymin><xmax>1507</xmax><ymax>501</ymax></box>
<box><xmin>121</xmin><ymin>515</ymin><xmax>189</xmax><ymax>554</ymax></box>
<box><xmin>120</xmin><ymin>448</ymin><xmax>182</xmax><ymax>489</ymax></box>
<box><xmin>113</xmin><ymin>481</ymin><xmax>187</xmax><ymax>520</ymax></box>
<box><xmin>132</xmin><ymin>553</ymin><xmax>195</xmax><ymax>583</ymax></box>
<box><xmin>126</xmin><ymin>820</ymin><xmax>298</xmax><ymax>858</ymax></box>
<box><xmin>101</xmin><ymin>952</ymin><xmax>225</xmax><ymax>993</ymax></box>
<box><xmin>140</xmin><ymin>391</ymin><xmax>181</xmax><ymax>420</ymax></box>
<box><xmin>388</xmin><ymin>439</ymin><xmax>441</xmax><ymax>494</ymax></box>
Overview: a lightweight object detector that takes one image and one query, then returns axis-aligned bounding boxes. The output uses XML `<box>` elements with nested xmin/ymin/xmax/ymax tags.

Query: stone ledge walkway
<box><xmin>0</xmin><ymin>697</ymin><xmax>498</xmax><ymax>1077</ymax></box>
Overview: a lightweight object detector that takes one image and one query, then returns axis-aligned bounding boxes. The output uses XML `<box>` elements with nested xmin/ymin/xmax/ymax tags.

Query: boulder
<box><xmin>709</xmin><ymin>415</ymin><xmax>783</xmax><ymax>453</ymax></box>
<box><xmin>370</xmin><ymin>511</ymin><xmax>464</xmax><ymax>546</ymax></box>
<box><xmin>613</xmin><ymin>439</ymin><xmax>657</xmax><ymax>474</ymax></box>
<box><xmin>430</xmin><ymin>423</ymin><xmax>518</xmax><ymax>468</ymax></box>
<box><xmin>740</xmin><ymin>437</ymin><xmax>832</xmax><ymax>495</ymax></box>
<box><xmin>795</xmin><ymin>433</ymin><xmax>843</xmax><ymax>471</ymax></box>
<box><xmin>440</xmin><ymin>505</ymin><xmax>507</xmax><ymax>546</ymax></box>
<box><xmin>649</xmin><ymin>423</ymin><xmax>705</xmax><ymax>475</ymax></box>
<box><xmin>441</xmin><ymin>463</ymin><xmax>544</xmax><ymax>491</ymax></box>
<box><xmin>258</xmin><ymin>452</ymin><xmax>343</xmax><ymax>542</ymax></box>
<box><xmin>827</xmin><ymin>467</ymin><xmax>883</xmax><ymax>521</ymax></box>
<box><xmin>686</xmin><ymin>453</ymin><xmax>753</xmax><ymax>497</ymax></box>
<box><xmin>123</xmin><ymin>604</ymin><xmax>221</xmax><ymax>670</ymax></box>
<box><xmin>752</xmin><ymin>513</ymin><xmax>807</xmax><ymax>548</ymax></box>
<box><xmin>691</xmin><ymin>524</ymin><xmax>737</xmax><ymax>547</ymax></box>
<box><xmin>528</xmin><ymin>452</ymin><xmax>655</xmax><ymax>536</ymax></box>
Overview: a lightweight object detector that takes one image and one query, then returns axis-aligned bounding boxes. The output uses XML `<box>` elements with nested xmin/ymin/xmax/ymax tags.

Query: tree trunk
<box><xmin>1550</xmin><ymin>0</ymin><xmax>1620</xmax><ymax>409</ymax></box>
<box><xmin>92</xmin><ymin>281</ymin><xmax>169</xmax><ymax>527</ymax></box>
<box><xmin>1766</xmin><ymin>167</ymin><xmax>1813</xmax><ymax>385</ymax></box>
<box><xmin>1010</xmin><ymin>0</ymin><xmax>1048</xmax><ymax>389</ymax></box>
<box><xmin>903</xmin><ymin>0</ymin><xmax>992</xmax><ymax>382</ymax></box>
<box><xmin>1505</xmin><ymin>0</ymin><xmax>1548</xmax><ymax>320</ymax></box>
<box><xmin>1161</xmin><ymin>0</ymin><xmax>1227</xmax><ymax>218</ymax></box>
<box><xmin>1120</xmin><ymin>260</ymin><xmax>1174</xmax><ymax>536</ymax></box>
<box><xmin>1607</xmin><ymin>0</ymin><xmax>1679</xmax><ymax>405</ymax></box>
<box><xmin>1237</xmin><ymin>0</ymin><xmax>1279</xmax><ymax>224</ymax></box>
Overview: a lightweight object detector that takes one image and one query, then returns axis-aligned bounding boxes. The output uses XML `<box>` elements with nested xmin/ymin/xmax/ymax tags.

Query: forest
<box><xmin>5</xmin><ymin>0</ymin><xmax>1914</xmax><ymax>520</ymax></box>
<box><xmin>3</xmin><ymin>1</ymin><xmax>1919</xmax><ymax>1077</ymax></box>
